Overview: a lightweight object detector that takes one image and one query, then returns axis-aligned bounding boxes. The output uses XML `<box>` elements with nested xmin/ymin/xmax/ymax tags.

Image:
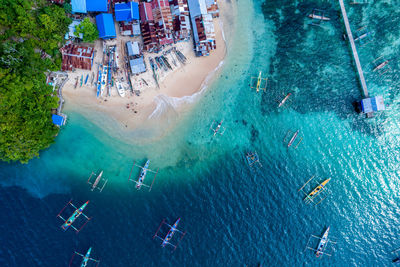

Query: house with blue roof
<box><xmin>52</xmin><ymin>114</ymin><xmax>67</xmax><ymax>127</ymax></box>
<box><xmin>72</xmin><ymin>0</ymin><xmax>108</xmax><ymax>14</ymax></box>
<box><xmin>115</xmin><ymin>2</ymin><xmax>139</xmax><ymax>21</ymax></box>
<box><xmin>96</xmin><ymin>13</ymin><xmax>116</xmax><ymax>39</ymax></box>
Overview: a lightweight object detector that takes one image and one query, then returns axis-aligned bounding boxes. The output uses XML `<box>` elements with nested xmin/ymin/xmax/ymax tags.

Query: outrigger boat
<box><xmin>250</xmin><ymin>71</ymin><xmax>268</xmax><ymax>93</ymax></box>
<box><xmin>246</xmin><ymin>151</ymin><xmax>262</xmax><ymax>168</ymax></box>
<box><xmin>87</xmin><ymin>171</ymin><xmax>108</xmax><ymax>192</ymax></box>
<box><xmin>116</xmin><ymin>80</ymin><xmax>125</xmax><ymax>97</ymax></box>
<box><xmin>100</xmin><ymin>65</ymin><xmax>108</xmax><ymax>97</ymax></box>
<box><xmin>128</xmin><ymin>159</ymin><xmax>158</xmax><ymax>191</ymax></box>
<box><xmin>210</xmin><ymin>120</ymin><xmax>226</xmax><ymax>136</ymax></box>
<box><xmin>372</xmin><ymin>56</ymin><xmax>390</xmax><ymax>75</ymax></box>
<box><xmin>57</xmin><ymin>200</ymin><xmax>91</xmax><ymax>233</ymax></box>
<box><xmin>391</xmin><ymin>247</ymin><xmax>400</xmax><ymax>263</ymax></box>
<box><xmin>308</xmin><ymin>9</ymin><xmax>330</xmax><ymax>21</ymax></box>
<box><xmin>305</xmin><ymin>226</ymin><xmax>336</xmax><ymax>258</ymax></box>
<box><xmin>298</xmin><ymin>176</ymin><xmax>331</xmax><ymax>205</ymax></box>
<box><xmin>84</xmin><ymin>74</ymin><xmax>89</xmax><ymax>85</ymax></box>
<box><xmin>69</xmin><ymin>247</ymin><xmax>100</xmax><ymax>267</ymax></box>
<box><xmin>354</xmin><ymin>27</ymin><xmax>373</xmax><ymax>44</ymax></box>
<box><xmin>80</xmin><ymin>75</ymin><xmax>83</xmax><ymax>87</ymax></box>
<box><xmin>96</xmin><ymin>65</ymin><xmax>102</xmax><ymax>98</ymax></box>
<box><xmin>284</xmin><ymin>129</ymin><xmax>303</xmax><ymax>149</ymax></box>
<box><xmin>278</xmin><ymin>93</ymin><xmax>292</xmax><ymax>108</ymax></box>
<box><xmin>153</xmin><ymin>218</ymin><xmax>186</xmax><ymax>251</ymax></box>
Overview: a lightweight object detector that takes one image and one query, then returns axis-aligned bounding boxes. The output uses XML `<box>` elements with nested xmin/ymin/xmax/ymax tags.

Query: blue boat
<box><xmin>96</xmin><ymin>65</ymin><xmax>102</xmax><ymax>98</ymax></box>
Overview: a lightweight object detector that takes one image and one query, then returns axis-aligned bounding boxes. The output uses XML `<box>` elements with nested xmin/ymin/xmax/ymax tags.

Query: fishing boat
<box><xmin>87</xmin><ymin>171</ymin><xmax>108</xmax><ymax>192</ymax></box>
<box><xmin>287</xmin><ymin>130</ymin><xmax>299</xmax><ymax>147</ymax></box>
<box><xmin>128</xmin><ymin>160</ymin><xmax>158</xmax><ymax>191</ymax></box>
<box><xmin>246</xmin><ymin>151</ymin><xmax>262</xmax><ymax>168</ymax></box>
<box><xmin>305</xmin><ymin>178</ymin><xmax>330</xmax><ymax>201</ymax></box>
<box><xmin>84</xmin><ymin>74</ymin><xmax>89</xmax><ymax>85</ymax></box>
<box><xmin>57</xmin><ymin>200</ymin><xmax>91</xmax><ymax>233</ymax></box>
<box><xmin>278</xmin><ymin>93</ymin><xmax>291</xmax><ymax>107</ymax></box>
<box><xmin>298</xmin><ymin>176</ymin><xmax>331</xmax><ymax>205</ymax></box>
<box><xmin>210</xmin><ymin>120</ymin><xmax>226</xmax><ymax>136</ymax></box>
<box><xmin>250</xmin><ymin>71</ymin><xmax>268</xmax><ymax>93</ymax></box>
<box><xmin>373</xmin><ymin>60</ymin><xmax>389</xmax><ymax>72</ymax></box>
<box><xmin>80</xmin><ymin>75</ymin><xmax>83</xmax><ymax>87</ymax></box>
<box><xmin>116</xmin><ymin>80</ymin><xmax>125</xmax><ymax>97</ymax></box>
<box><xmin>69</xmin><ymin>247</ymin><xmax>100</xmax><ymax>267</ymax></box>
<box><xmin>316</xmin><ymin>227</ymin><xmax>330</xmax><ymax>257</ymax></box>
<box><xmin>308</xmin><ymin>13</ymin><xmax>330</xmax><ymax>21</ymax></box>
<box><xmin>305</xmin><ymin>226</ymin><xmax>336</xmax><ymax>257</ymax></box>
<box><xmin>74</xmin><ymin>77</ymin><xmax>79</xmax><ymax>89</ymax></box>
<box><xmin>90</xmin><ymin>72</ymin><xmax>94</xmax><ymax>85</ymax></box>
<box><xmin>96</xmin><ymin>65</ymin><xmax>102</xmax><ymax>98</ymax></box>
<box><xmin>100</xmin><ymin>65</ymin><xmax>108</xmax><ymax>97</ymax></box>
<box><xmin>153</xmin><ymin>218</ymin><xmax>186</xmax><ymax>251</ymax></box>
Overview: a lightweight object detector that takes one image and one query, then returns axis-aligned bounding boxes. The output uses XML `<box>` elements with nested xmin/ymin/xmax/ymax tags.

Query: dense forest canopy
<box><xmin>0</xmin><ymin>0</ymin><xmax>71</xmax><ymax>163</ymax></box>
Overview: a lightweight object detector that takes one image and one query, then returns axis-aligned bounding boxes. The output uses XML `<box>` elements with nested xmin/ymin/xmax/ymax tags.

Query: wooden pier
<box><xmin>339</xmin><ymin>0</ymin><xmax>369</xmax><ymax>98</ymax></box>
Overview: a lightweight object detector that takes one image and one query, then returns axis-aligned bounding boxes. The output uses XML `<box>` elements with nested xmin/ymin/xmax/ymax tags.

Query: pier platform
<box><xmin>339</xmin><ymin>0</ymin><xmax>369</xmax><ymax>98</ymax></box>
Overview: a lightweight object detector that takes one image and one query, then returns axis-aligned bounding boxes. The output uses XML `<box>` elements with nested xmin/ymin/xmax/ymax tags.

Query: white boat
<box><xmin>100</xmin><ymin>65</ymin><xmax>108</xmax><ymax>97</ymax></box>
<box><xmin>308</xmin><ymin>13</ymin><xmax>330</xmax><ymax>21</ymax></box>
<box><xmin>116</xmin><ymin>80</ymin><xmax>125</xmax><ymax>97</ymax></box>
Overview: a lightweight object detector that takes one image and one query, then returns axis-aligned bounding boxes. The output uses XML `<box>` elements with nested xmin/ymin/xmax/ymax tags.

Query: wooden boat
<box><xmin>96</xmin><ymin>65</ymin><xmax>102</xmax><ymax>98</ymax></box>
<box><xmin>278</xmin><ymin>93</ymin><xmax>291</xmax><ymax>107</ymax></box>
<box><xmin>373</xmin><ymin>60</ymin><xmax>389</xmax><ymax>72</ymax></box>
<box><xmin>304</xmin><ymin>178</ymin><xmax>330</xmax><ymax>201</ymax></box>
<box><xmin>153</xmin><ymin>218</ymin><xmax>186</xmax><ymax>251</ymax></box>
<box><xmin>316</xmin><ymin>227</ymin><xmax>330</xmax><ymax>257</ymax></box>
<box><xmin>287</xmin><ymin>130</ymin><xmax>299</xmax><ymax>147</ymax></box>
<box><xmin>308</xmin><ymin>13</ymin><xmax>330</xmax><ymax>21</ymax></box>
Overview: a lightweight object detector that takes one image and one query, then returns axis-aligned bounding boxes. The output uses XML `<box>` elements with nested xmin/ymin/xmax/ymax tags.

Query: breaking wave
<box><xmin>148</xmin><ymin>60</ymin><xmax>225</xmax><ymax>119</ymax></box>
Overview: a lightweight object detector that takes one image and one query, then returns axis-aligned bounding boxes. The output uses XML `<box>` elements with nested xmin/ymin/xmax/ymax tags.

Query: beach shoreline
<box><xmin>62</xmin><ymin>0</ymin><xmax>235</xmax><ymax>142</ymax></box>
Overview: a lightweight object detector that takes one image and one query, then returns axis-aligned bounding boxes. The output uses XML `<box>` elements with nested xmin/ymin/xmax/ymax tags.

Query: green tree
<box><xmin>0</xmin><ymin>0</ymin><xmax>71</xmax><ymax>163</ymax></box>
<box><xmin>75</xmin><ymin>17</ymin><xmax>99</xmax><ymax>43</ymax></box>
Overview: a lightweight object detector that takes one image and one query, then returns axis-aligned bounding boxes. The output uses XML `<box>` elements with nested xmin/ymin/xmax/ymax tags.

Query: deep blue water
<box><xmin>1</xmin><ymin>0</ymin><xmax>400</xmax><ymax>266</ymax></box>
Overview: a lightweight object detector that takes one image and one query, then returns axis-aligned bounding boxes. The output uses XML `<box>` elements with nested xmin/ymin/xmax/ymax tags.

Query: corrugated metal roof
<box><xmin>126</xmin><ymin>41</ymin><xmax>140</xmax><ymax>56</ymax></box>
<box><xmin>71</xmin><ymin>0</ymin><xmax>86</xmax><ymax>13</ymax></box>
<box><xmin>130</xmin><ymin>57</ymin><xmax>146</xmax><ymax>74</ymax></box>
<box><xmin>96</xmin><ymin>13</ymin><xmax>116</xmax><ymax>39</ymax></box>
<box><xmin>115</xmin><ymin>2</ymin><xmax>139</xmax><ymax>21</ymax></box>
<box><xmin>87</xmin><ymin>0</ymin><xmax>108</xmax><ymax>12</ymax></box>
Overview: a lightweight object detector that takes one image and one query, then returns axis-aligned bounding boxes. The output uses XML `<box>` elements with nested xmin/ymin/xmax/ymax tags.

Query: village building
<box><xmin>65</xmin><ymin>20</ymin><xmax>83</xmax><ymax>40</ymax></box>
<box><xmin>115</xmin><ymin>2</ymin><xmax>141</xmax><ymax>36</ymax></box>
<box><xmin>169</xmin><ymin>0</ymin><xmax>191</xmax><ymax>40</ymax></box>
<box><xmin>71</xmin><ymin>0</ymin><xmax>109</xmax><ymax>14</ymax></box>
<box><xmin>96</xmin><ymin>13</ymin><xmax>117</xmax><ymax>39</ymax></box>
<box><xmin>205</xmin><ymin>0</ymin><xmax>219</xmax><ymax>18</ymax></box>
<box><xmin>187</xmin><ymin>0</ymin><xmax>216</xmax><ymax>56</ymax></box>
<box><xmin>139</xmin><ymin>2</ymin><xmax>159</xmax><ymax>51</ymax></box>
<box><xmin>151</xmin><ymin>0</ymin><xmax>174</xmax><ymax>46</ymax></box>
<box><xmin>60</xmin><ymin>43</ymin><xmax>95</xmax><ymax>71</ymax></box>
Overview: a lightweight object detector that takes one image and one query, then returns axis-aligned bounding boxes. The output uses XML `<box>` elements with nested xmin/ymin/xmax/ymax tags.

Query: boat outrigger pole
<box><xmin>250</xmin><ymin>71</ymin><xmax>268</xmax><ymax>93</ymax></box>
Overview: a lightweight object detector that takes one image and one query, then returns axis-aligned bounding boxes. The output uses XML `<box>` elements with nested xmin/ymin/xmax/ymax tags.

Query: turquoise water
<box><xmin>1</xmin><ymin>0</ymin><xmax>400</xmax><ymax>266</ymax></box>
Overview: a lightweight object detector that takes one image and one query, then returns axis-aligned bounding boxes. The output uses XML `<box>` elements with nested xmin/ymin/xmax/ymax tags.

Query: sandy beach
<box><xmin>62</xmin><ymin>2</ymin><xmax>233</xmax><ymax>139</ymax></box>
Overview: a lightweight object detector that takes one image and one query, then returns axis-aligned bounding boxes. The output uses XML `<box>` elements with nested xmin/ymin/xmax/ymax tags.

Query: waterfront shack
<box><xmin>139</xmin><ymin>2</ymin><xmax>159</xmax><ymax>51</ymax></box>
<box><xmin>60</xmin><ymin>43</ymin><xmax>94</xmax><ymax>71</ymax></box>
<box><xmin>115</xmin><ymin>2</ymin><xmax>141</xmax><ymax>36</ymax></box>
<box><xmin>96</xmin><ymin>13</ymin><xmax>117</xmax><ymax>39</ymax></box>
<box><xmin>71</xmin><ymin>0</ymin><xmax>108</xmax><ymax>13</ymax></box>
<box><xmin>65</xmin><ymin>20</ymin><xmax>83</xmax><ymax>40</ymax></box>
<box><xmin>151</xmin><ymin>0</ymin><xmax>174</xmax><ymax>45</ymax></box>
<box><xmin>52</xmin><ymin>114</ymin><xmax>67</xmax><ymax>127</ymax></box>
<box><xmin>360</xmin><ymin>96</ymin><xmax>385</xmax><ymax>114</ymax></box>
<box><xmin>187</xmin><ymin>0</ymin><xmax>216</xmax><ymax>56</ymax></box>
<box><xmin>129</xmin><ymin>57</ymin><xmax>146</xmax><ymax>75</ymax></box>
<box><xmin>169</xmin><ymin>0</ymin><xmax>191</xmax><ymax>40</ymax></box>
